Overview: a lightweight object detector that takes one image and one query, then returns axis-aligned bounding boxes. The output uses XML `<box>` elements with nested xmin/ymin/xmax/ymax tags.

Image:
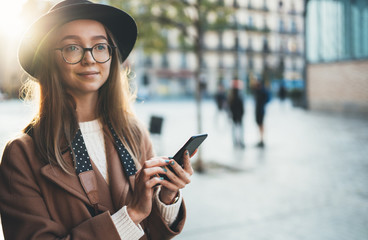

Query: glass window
<box><xmin>306</xmin><ymin>0</ymin><xmax>368</xmax><ymax>63</ymax></box>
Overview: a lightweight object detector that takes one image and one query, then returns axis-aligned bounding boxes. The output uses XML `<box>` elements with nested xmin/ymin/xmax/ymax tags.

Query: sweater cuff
<box><xmin>154</xmin><ymin>188</ymin><xmax>182</xmax><ymax>226</ymax></box>
<box><xmin>111</xmin><ymin>206</ymin><xmax>145</xmax><ymax>240</ymax></box>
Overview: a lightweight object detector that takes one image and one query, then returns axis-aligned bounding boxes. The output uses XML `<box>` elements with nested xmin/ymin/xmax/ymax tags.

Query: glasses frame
<box><xmin>54</xmin><ymin>43</ymin><xmax>116</xmax><ymax>64</ymax></box>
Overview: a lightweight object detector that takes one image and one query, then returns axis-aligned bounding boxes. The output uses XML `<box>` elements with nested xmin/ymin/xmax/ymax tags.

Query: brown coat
<box><xmin>0</xmin><ymin>129</ymin><xmax>186</xmax><ymax>240</ymax></box>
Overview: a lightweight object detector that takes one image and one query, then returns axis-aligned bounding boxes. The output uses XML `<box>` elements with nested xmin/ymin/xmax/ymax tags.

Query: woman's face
<box><xmin>54</xmin><ymin>19</ymin><xmax>111</xmax><ymax>99</ymax></box>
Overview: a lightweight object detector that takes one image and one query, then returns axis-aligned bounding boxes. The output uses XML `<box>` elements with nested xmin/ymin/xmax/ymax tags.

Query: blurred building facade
<box><xmin>0</xmin><ymin>0</ymin><xmax>305</xmax><ymax>100</ymax></box>
<box><xmin>132</xmin><ymin>0</ymin><xmax>305</xmax><ymax>99</ymax></box>
<box><xmin>306</xmin><ymin>0</ymin><xmax>368</xmax><ymax>114</ymax></box>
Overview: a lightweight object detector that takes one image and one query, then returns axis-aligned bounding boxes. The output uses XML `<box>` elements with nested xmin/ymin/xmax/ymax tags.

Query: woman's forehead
<box><xmin>56</xmin><ymin>19</ymin><xmax>108</xmax><ymax>42</ymax></box>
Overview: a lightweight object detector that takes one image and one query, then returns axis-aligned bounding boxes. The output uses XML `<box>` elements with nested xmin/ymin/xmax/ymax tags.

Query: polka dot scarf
<box><xmin>72</xmin><ymin>129</ymin><xmax>93</xmax><ymax>174</ymax></box>
<box><xmin>108</xmin><ymin>124</ymin><xmax>137</xmax><ymax>176</ymax></box>
<box><xmin>71</xmin><ymin>124</ymin><xmax>137</xmax><ymax>177</ymax></box>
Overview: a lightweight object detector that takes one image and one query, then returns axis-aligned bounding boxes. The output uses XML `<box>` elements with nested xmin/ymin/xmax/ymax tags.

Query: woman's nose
<box><xmin>81</xmin><ymin>49</ymin><xmax>96</xmax><ymax>65</ymax></box>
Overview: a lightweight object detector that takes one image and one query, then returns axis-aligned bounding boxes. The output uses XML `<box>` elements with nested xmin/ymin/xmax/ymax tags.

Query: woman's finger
<box><xmin>170</xmin><ymin>155</ymin><xmax>192</xmax><ymax>179</ymax></box>
<box><xmin>164</xmin><ymin>162</ymin><xmax>190</xmax><ymax>186</ymax></box>
<box><xmin>140</xmin><ymin>166</ymin><xmax>167</xmax><ymax>180</ymax></box>
<box><xmin>182</xmin><ymin>150</ymin><xmax>194</xmax><ymax>175</ymax></box>
<box><xmin>159</xmin><ymin>179</ymin><xmax>180</xmax><ymax>192</ymax></box>
<box><xmin>143</xmin><ymin>157</ymin><xmax>170</xmax><ymax>168</ymax></box>
<box><xmin>145</xmin><ymin>176</ymin><xmax>165</xmax><ymax>189</ymax></box>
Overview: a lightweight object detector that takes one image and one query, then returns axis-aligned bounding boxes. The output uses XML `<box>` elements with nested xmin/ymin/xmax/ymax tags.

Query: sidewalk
<box><xmin>1</xmin><ymin>98</ymin><xmax>368</xmax><ymax>240</ymax></box>
<box><xmin>134</xmin><ymin>99</ymin><xmax>368</xmax><ymax>240</ymax></box>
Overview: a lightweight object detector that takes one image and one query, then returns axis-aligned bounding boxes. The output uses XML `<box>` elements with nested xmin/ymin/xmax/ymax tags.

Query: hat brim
<box><xmin>19</xmin><ymin>3</ymin><xmax>137</xmax><ymax>77</ymax></box>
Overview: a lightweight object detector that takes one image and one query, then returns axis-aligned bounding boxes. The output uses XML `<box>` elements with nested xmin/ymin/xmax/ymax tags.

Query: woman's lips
<box><xmin>77</xmin><ymin>71</ymin><xmax>99</xmax><ymax>77</ymax></box>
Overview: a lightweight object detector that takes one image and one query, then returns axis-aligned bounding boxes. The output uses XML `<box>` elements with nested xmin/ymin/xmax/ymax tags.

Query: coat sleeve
<box><xmin>0</xmin><ymin>137</ymin><xmax>121</xmax><ymax>240</ymax></box>
<box><xmin>137</xmin><ymin>128</ymin><xmax>187</xmax><ymax>240</ymax></box>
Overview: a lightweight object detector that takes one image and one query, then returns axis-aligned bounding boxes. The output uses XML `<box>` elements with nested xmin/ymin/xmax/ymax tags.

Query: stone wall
<box><xmin>307</xmin><ymin>60</ymin><xmax>368</xmax><ymax>114</ymax></box>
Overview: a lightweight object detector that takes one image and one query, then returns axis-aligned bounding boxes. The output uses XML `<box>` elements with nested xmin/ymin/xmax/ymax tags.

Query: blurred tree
<box><xmin>106</xmin><ymin>0</ymin><xmax>233</xmax><ymax>172</ymax></box>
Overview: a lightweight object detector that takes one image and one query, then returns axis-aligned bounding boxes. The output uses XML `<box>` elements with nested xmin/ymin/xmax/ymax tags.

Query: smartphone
<box><xmin>161</xmin><ymin>133</ymin><xmax>208</xmax><ymax>181</ymax></box>
<box><xmin>172</xmin><ymin>133</ymin><xmax>208</xmax><ymax>167</ymax></box>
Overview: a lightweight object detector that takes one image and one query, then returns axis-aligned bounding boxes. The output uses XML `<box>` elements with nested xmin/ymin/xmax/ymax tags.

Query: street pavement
<box><xmin>0</xmin><ymin>98</ymin><xmax>368</xmax><ymax>240</ymax></box>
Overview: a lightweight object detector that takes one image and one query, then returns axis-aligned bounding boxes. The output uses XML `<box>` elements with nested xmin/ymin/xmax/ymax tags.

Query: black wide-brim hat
<box><xmin>19</xmin><ymin>0</ymin><xmax>137</xmax><ymax>78</ymax></box>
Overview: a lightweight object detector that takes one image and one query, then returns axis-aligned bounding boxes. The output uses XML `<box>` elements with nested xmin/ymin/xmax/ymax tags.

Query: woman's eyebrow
<box><xmin>91</xmin><ymin>35</ymin><xmax>108</xmax><ymax>41</ymax></box>
<box><xmin>59</xmin><ymin>35</ymin><xmax>108</xmax><ymax>42</ymax></box>
<box><xmin>59</xmin><ymin>35</ymin><xmax>80</xmax><ymax>42</ymax></box>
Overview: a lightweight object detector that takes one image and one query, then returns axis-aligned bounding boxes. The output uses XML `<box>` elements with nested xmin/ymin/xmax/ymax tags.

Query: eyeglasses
<box><xmin>55</xmin><ymin>43</ymin><xmax>116</xmax><ymax>64</ymax></box>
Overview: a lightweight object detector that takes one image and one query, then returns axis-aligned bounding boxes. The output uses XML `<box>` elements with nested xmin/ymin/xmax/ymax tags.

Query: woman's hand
<box><xmin>159</xmin><ymin>150</ymin><xmax>195</xmax><ymax>205</ymax></box>
<box><xmin>127</xmin><ymin>157</ymin><xmax>169</xmax><ymax>225</ymax></box>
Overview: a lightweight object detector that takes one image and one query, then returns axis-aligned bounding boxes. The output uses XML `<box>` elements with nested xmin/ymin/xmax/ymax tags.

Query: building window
<box><xmin>279</xmin><ymin>0</ymin><xmax>283</xmax><ymax>10</ymax></box>
<box><xmin>144</xmin><ymin>56</ymin><xmax>152</xmax><ymax>67</ymax></box>
<box><xmin>248</xmin><ymin>57</ymin><xmax>254</xmax><ymax>69</ymax></box>
<box><xmin>181</xmin><ymin>53</ymin><xmax>187</xmax><ymax>69</ymax></box>
<box><xmin>161</xmin><ymin>54</ymin><xmax>169</xmax><ymax>68</ymax></box>
<box><xmin>278</xmin><ymin>19</ymin><xmax>284</xmax><ymax>33</ymax></box>
<box><xmin>248</xmin><ymin>16</ymin><xmax>254</xmax><ymax>27</ymax></box>
<box><xmin>307</xmin><ymin>0</ymin><xmax>368</xmax><ymax>62</ymax></box>
<box><xmin>291</xmin><ymin>20</ymin><xmax>297</xmax><ymax>33</ymax></box>
<box><xmin>263</xmin><ymin>37</ymin><xmax>270</xmax><ymax>52</ymax></box>
<box><xmin>247</xmin><ymin>37</ymin><xmax>253</xmax><ymax>51</ymax></box>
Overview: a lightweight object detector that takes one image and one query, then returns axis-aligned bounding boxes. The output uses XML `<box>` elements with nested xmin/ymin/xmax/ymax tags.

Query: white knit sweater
<box><xmin>79</xmin><ymin>120</ymin><xmax>182</xmax><ymax>240</ymax></box>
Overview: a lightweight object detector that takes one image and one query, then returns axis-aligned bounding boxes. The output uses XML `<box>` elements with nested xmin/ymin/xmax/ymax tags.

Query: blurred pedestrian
<box><xmin>253</xmin><ymin>81</ymin><xmax>271</xmax><ymax>147</ymax></box>
<box><xmin>215</xmin><ymin>84</ymin><xmax>227</xmax><ymax>112</ymax></box>
<box><xmin>0</xmin><ymin>0</ymin><xmax>193</xmax><ymax>239</ymax></box>
<box><xmin>278</xmin><ymin>82</ymin><xmax>287</xmax><ymax>101</ymax></box>
<box><xmin>228</xmin><ymin>79</ymin><xmax>245</xmax><ymax>149</ymax></box>
<box><xmin>214</xmin><ymin>83</ymin><xmax>228</xmax><ymax>125</ymax></box>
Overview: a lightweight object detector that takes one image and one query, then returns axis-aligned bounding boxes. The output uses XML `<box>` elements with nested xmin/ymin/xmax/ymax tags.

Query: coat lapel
<box><xmin>40</xmin><ymin>163</ymin><xmax>91</xmax><ymax>206</ymax></box>
<box><xmin>40</xmin><ymin>149</ymin><xmax>114</xmax><ymax>213</ymax></box>
<box><xmin>90</xmin><ymin>160</ymin><xmax>115</xmax><ymax>213</ymax></box>
<box><xmin>41</xmin><ymin>126</ymin><xmax>138</xmax><ymax>214</ymax></box>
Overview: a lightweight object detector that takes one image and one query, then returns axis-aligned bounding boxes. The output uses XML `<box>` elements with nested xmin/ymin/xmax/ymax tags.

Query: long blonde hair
<box><xmin>22</xmin><ymin>24</ymin><xmax>142</xmax><ymax>173</ymax></box>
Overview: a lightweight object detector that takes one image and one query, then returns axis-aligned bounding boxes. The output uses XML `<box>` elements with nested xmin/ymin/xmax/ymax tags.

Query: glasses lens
<box><xmin>92</xmin><ymin>43</ymin><xmax>111</xmax><ymax>63</ymax></box>
<box><xmin>62</xmin><ymin>45</ymin><xmax>83</xmax><ymax>64</ymax></box>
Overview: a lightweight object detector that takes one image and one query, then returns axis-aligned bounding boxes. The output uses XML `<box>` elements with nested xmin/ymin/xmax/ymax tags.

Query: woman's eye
<box><xmin>65</xmin><ymin>45</ymin><xmax>80</xmax><ymax>52</ymax></box>
<box><xmin>95</xmin><ymin>44</ymin><xmax>107</xmax><ymax>51</ymax></box>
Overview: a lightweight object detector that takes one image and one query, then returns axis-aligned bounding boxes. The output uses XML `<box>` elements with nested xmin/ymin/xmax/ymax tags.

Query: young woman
<box><xmin>0</xmin><ymin>0</ymin><xmax>193</xmax><ymax>239</ymax></box>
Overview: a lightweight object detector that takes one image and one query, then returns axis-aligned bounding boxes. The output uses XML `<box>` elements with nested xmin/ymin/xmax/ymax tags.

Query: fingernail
<box><xmin>185</xmin><ymin>151</ymin><xmax>189</xmax><ymax>155</ymax></box>
<box><xmin>170</xmin><ymin>161</ymin><xmax>175</xmax><ymax>166</ymax></box>
<box><xmin>161</xmin><ymin>166</ymin><xmax>167</xmax><ymax>172</ymax></box>
<box><xmin>159</xmin><ymin>177</ymin><xmax>164</xmax><ymax>180</ymax></box>
<box><xmin>165</xmin><ymin>160</ymin><xmax>170</xmax><ymax>163</ymax></box>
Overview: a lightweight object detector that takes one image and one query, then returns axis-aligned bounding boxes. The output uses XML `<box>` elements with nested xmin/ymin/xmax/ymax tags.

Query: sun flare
<box><xmin>0</xmin><ymin>0</ymin><xmax>29</xmax><ymax>39</ymax></box>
